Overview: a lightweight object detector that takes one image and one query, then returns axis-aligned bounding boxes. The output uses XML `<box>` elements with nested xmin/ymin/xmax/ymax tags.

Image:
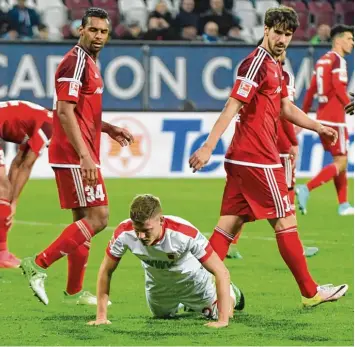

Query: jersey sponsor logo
<box><xmin>237</xmin><ymin>81</ymin><xmax>252</xmax><ymax>98</ymax></box>
<box><xmin>94</xmin><ymin>87</ymin><xmax>104</xmax><ymax>94</ymax></box>
<box><xmin>101</xmin><ymin>117</ymin><xmax>151</xmax><ymax>177</ymax></box>
<box><xmin>143</xmin><ymin>259</ymin><xmax>175</xmax><ymax>269</ymax></box>
<box><xmin>69</xmin><ymin>81</ymin><xmax>79</xmax><ymax>97</ymax></box>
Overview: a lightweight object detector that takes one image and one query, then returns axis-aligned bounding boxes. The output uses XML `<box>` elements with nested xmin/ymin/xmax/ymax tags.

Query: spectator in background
<box><xmin>64</xmin><ymin>19</ymin><xmax>81</xmax><ymax>40</ymax></box>
<box><xmin>174</xmin><ymin>0</ymin><xmax>199</xmax><ymax>30</ymax></box>
<box><xmin>0</xmin><ymin>9</ymin><xmax>10</xmax><ymax>37</ymax></box>
<box><xmin>310</xmin><ymin>24</ymin><xmax>331</xmax><ymax>44</ymax></box>
<box><xmin>225</xmin><ymin>23</ymin><xmax>245</xmax><ymax>42</ymax></box>
<box><xmin>144</xmin><ymin>1</ymin><xmax>178</xmax><ymax>40</ymax></box>
<box><xmin>146</xmin><ymin>0</ymin><xmax>179</xmax><ymax>17</ymax></box>
<box><xmin>144</xmin><ymin>16</ymin><xmax>178</xmax><ymax>40</ymax></box>
<box><xmin>7</xmin><ymin>0</ymin><xmax>40</xmax><ymax>39</ymax></box>
<box><xmin>199</xmin><ymin>0</ymin><xmax>240</xmax><ymax>36</ymax></box>
<box><xmin>180</xmin><ymin>23</ymin><xmax>198</xmax><ymax>41</ymax></box>
<box><xmin>194</xmin><ymin>0</ymin><xmax>233</xmax><ymax>14</ymax></box>
<box><xmin>37</xmin><ymin>23</ymin><xmax>49</xmax><ymax>40</ymax></box>
<box><xmin>120</xmin><ymin>20</ymin><xmax>144</xmax><ymax>40</ymax></box>
<box><xmin>202</xmin><ymin>21</ymin><xmax>220</xmax><ymax>43</ymax></box>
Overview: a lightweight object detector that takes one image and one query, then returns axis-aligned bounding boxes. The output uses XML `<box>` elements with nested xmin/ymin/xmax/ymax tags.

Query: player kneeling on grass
<box><xmin>0</xmin><ymin>100</ymin><xmax>52</xmax><ymax>268</ymax></box>
<box><xmin>87</xmin><ymin>194</ymin><xmax>245</xmax><ymax>328</ymax></box>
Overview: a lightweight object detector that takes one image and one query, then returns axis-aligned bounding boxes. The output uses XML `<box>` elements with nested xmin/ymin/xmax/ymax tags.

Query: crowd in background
<box><xmin>0</xmin><ymin>0</ymin><xmax>352</xmax><ymax>43</ymax></box>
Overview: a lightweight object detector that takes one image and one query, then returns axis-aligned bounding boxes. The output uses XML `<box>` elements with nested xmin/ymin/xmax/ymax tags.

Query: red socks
<box><xmin>0</xmin><ymin>200</ymin><xmax>11</xmax><ymax>252</ymax></box>
<box><xmin>275</xmin><ymin>226</ymin><xmax>317</xmax><ymax>298</ymax></box>
<box><xmin>334</xmin><ymin>171</ymin><xmax>347</xmax><ymax>204</ymax></box>
<box><xmin>209</xmin><ymin>226</ymin><xmax>234</xmax><ymax>261</ymax></box>
<box><xmin>307</xmin><ymin>163</ymin><xmax>338</xmax><ymax>192</ymax></box>
<box><xmin>66</xmin><ymin>241</ymin><xmax>90</xmax><ymax>295</ymax></box>
<box><xmin>35</xmin><ymin>219</ymin><xmax>94</xmax><ymax>269</ymax></box>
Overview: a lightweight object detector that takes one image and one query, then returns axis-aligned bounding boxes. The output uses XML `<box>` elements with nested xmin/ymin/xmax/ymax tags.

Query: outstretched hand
<box><xmin>318</xmin><ymin>125</ymin><xmax>338</xmax><ymax>146</ymax></box>
<box><xmin>189</xmin><ymin>145</ymin><xmax>213</xmax><ymax>173</ymax></box>
<box><xmin>108</xmin><ymin>126</ymin><xmax>134</xmax><ymax>147</ymax></box>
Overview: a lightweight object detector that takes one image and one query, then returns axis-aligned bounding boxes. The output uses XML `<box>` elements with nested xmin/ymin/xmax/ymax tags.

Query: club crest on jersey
<box><xmin>237</xmin><ymin>81</ymin><xmax>252</xmax><ymax>98</ymax></box>
<box><xmin>69</xmin><ymin>82</ymin><xmax>79</xmax><ymax>97</ymax></box>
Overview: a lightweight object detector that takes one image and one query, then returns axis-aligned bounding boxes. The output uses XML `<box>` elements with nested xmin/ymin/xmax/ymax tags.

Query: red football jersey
<box><xmin>49</xmin><ymin>45</ymin><xmax>104</xmax><ymax>167</ymax></box>
<box><xmin>303</xmin><ymin>51</ymin><xmax>350</xmax><ymax>125</ymax></box>
<box><xmin>277</xmin><ymin>70</ymin><xmax>298</xmax><ymax>154</ymax></box>
<box><xmin>0</xmin><ymin>100</ymin><xmax>52</xmax><ymax>155</ymax></box>
<box><xmin>227</xmin><ymin>46</ymin><xmax>288</xmax><ymax>167</ymax></box>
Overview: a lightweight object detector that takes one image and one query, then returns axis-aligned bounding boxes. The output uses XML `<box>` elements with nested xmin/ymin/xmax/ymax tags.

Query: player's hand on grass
<box><xmin>80</xmin><ymin>154</ymin><xmax>98</xmax><ymax>187</ymax></box>
<box><xmin>87</xmin><ymin>319</ymin><xmax>112</xmax><ymax>326</ymax></box>
<box><xmin>345</xmin><ymin>92</ymin><xmax>354</xmax><ymax>115</ymax></box>
<box><xmin>204</xmin><ymin>321</ymin><xmax>229</xmax><ymax>328</ymax></box>
<box><xmin>189</xmin><ymin>145</ymin><xmax>213</xmax><ymax>172</ymax></box>
<box><xmin>108</xmin><ymin>126</ymin><xmax>134</xmax><ymax>147</ymax></box>
<box><xmin>317</xmin><ymin>125</ymin><xmax>338</xmax><ymax>146</ymax></box>
<box><xmin>5</xmin><ymin>202</ymin><xmax>16</xmax><ymax>226</ymax></box>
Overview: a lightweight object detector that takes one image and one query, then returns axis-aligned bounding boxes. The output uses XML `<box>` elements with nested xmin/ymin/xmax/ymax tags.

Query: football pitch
<box><xmin>0</xmin><ymin>178</ymin><xmax>353</xmax><ymax>346</ymax></box>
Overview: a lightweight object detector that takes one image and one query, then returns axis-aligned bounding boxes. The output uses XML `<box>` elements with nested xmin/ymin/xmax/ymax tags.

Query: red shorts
<box><xmin>53</xmin><ymin>167</ymin><xmax>108</xmax><ymax>209</ymax></box>
<box><xmin>220</xmin><ymin>163</ymin><xmax>293</xmax><ymax>221</ymax></box>
<box><xmin>320</xmin><ymin>125</ymin><xmax>348</xmax><ymax>156</ymax></box>
<box><xmin>280</xmin><ymin>154</ymin><xmax>295</xmax><ymax>189</ymax></box>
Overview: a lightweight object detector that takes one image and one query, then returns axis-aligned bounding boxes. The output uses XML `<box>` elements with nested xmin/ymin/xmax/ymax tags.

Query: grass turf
<box><xmin>0</xmin><ymin>178</ymin><xmax>353</xmax><ymax>346</ymax></box>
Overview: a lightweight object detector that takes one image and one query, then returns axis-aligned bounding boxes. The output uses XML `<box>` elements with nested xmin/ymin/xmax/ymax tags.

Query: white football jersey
<box><xmin>106</xmin><ymin>215</ymin><xmax>214</xmax><ymax>295</ymax></box>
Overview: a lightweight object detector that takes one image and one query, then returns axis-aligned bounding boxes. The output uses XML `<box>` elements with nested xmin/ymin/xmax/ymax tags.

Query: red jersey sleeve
<box><xmin>332</xmin><ymin>56</ymin><xmax>350</xmax><ymax>106</ymax></box>
<box><xmin>281</xmin><ymin>118</ymin><xmax>298</xmax><ymax>146</ymax></box>
<box><xmin>302</xmin><ymin>73</ymin><xmax>317</xmax><ymax>113</ymax></box>
<box><xmin>20</xmin><ymin>121</ymin><xmax>52</xmax><ymax>155</ymax></box>
<box><xmin>230</xmin><ymin>55</ymin><xmax>267</xmax><ymax>104</ymax></box>
<box><xmin>55</xmin><ymin>52</ymin><xmax>87</xmax><ymax>104</ymax></box>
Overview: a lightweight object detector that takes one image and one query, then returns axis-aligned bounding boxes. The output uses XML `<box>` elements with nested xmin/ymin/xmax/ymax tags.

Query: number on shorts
<box><xmin>283</xmin><ymin>195</ymin><xmax>291</xmax><ymax>213</ymax></box>
<box><xmin>85</xmin><ymin>184</ymin><xmax>105</xmax><ymax>203</ymax></box>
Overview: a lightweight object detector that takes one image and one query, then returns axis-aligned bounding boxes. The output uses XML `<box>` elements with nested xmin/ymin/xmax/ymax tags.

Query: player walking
<box><xmin>298</xmin><ymin>25</ymin><xmax>354</xmax><ymax>216</ymax></box>
<box><xmin>189</xmin><ymin>7</ymin><xmax>348</xmax><ymax>307</ymax></box>
<box><xmin>21</xmin><ymin>8</ymin><xmax>133</xmax><ymax>305</ymax></box>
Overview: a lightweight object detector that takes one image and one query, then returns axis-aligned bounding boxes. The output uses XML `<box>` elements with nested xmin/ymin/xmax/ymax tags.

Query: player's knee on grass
<box><xmin>85</xmin><ymin>206</ymin><xmax>109</xmax><ymax>233</ymax></box>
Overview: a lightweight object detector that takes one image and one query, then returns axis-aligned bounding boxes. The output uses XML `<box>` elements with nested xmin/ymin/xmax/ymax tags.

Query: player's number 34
<box><xmin>84</xmin><ymin>184</ymin><xmax>106</xmax><ymax>203</ymax></box>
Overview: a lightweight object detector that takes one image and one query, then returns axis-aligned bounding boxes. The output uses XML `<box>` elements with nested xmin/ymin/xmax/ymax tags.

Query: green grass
<box><xmin>0</xmin><ymin>178</ymin><xmax>353</xmax><ymax>346</ymax></box>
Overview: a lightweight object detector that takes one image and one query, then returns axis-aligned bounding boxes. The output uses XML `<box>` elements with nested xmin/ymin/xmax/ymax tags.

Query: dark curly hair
<box><xmin>330</xmin><ymin>24</ymin><xmax>354</xmax><ymax>40</ymax></box>
<box><xmin>264</xmin><ymin>6</ymin><xmax>299</xmax><ymax>33</ymax></box>
<box><xmin>82</xmin><ymin>7</ymin><xmax>110</xmax><ymax>27</ymax></box>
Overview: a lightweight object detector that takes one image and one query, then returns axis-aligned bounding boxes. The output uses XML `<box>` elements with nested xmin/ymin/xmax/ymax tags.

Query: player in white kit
<box><xmin>88</xmin><ymin>194</ymin><xmax>244</xmax><ymax>328</ymax></box>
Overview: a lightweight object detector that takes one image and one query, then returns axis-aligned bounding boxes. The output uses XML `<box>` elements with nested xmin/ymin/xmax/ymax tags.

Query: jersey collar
<box><xmin>258</xmin><ymin>46</ymin><xmax>278</xmax><ymax>64</ymax></box>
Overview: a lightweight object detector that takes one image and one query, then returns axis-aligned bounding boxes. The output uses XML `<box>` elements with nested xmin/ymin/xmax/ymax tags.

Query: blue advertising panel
<box><xmin>0</xmin><ymin>43</ymin><xmax>352</xmax><ymax>110</ymax></box>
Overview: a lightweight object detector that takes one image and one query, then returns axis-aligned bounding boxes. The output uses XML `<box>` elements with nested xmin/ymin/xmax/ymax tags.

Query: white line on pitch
<box><xmin>13</xmin><ymin>220</ymin><xmax>352</xmax><ymax>246</ymax></box>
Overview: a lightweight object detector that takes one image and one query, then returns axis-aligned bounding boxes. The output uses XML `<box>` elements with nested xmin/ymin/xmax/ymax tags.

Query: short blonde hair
<box><xmin>130</xmin><ymin>194</ymin><xmax>162</xmax><ymax>224</ymax></box>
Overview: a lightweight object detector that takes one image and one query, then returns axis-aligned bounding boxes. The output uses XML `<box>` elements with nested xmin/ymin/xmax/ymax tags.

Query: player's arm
<box><xmin>57</xmin><ymin>101</ymin><xmax>97</xmax><ymax>186</ymax></box>
<box><xmin>8</xmin><ymin>148</ymin><xmax>25</xmax><ymax>185</ymax></box>
<box><xmin>201</xmin><ymin>251</ymin><xmax>231</xmax><ymax>328</ymax></box>
<box><xmin>101</xmin><ymin>121</ymin><xmax>134</xmax><ymax>147</ymax></box>
<box><xmin>6</xmin><ymin>148</ymin><xmax>38</xmax><ymax>225</ymax></box>
<box><xmin>87</xmin><ymin>254</ymin><xmax>119</xmax><ymax>326</ymax></box>
<box><xmin>189</xmin><ymin>97</ymin><xmax>244</xmax><ymax>172</ymax></box>
<box><xmin>302</xmin><ymin>74</ymin><xmax>317</xmax><ymax>113</ymax></box>
<box><xmin>281</xmin><ymin>97</ymin><xmax>338</xmax><ymax>145</ymax></box>
<box><xmin>332</xmin><ymin>70</ymin><xmax>350</xmax><ymax>107</ymax></box>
